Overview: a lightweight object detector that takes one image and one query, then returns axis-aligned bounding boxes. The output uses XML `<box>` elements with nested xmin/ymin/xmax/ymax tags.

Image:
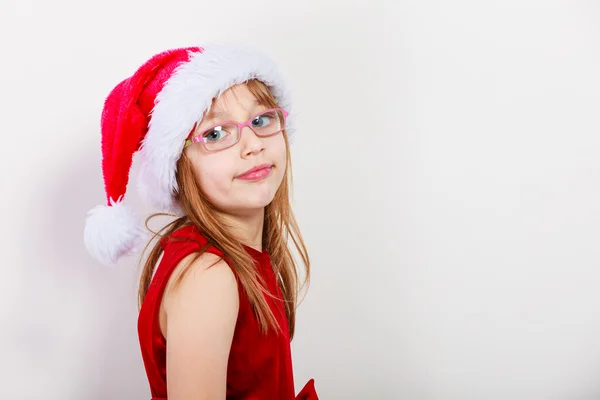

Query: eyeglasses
<box><xmin>184</xmin><ymin>108</ymin><xmax>288</xmax><ymax>152</ymax></box>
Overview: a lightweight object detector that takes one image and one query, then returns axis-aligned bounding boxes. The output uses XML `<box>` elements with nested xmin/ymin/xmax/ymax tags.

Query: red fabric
<box><xmin>138</xmin><ymin>225</ymin><xmax>318</xmax><ymax>399</ymax></box>
<box><xmin>99</xmin><ymin>47</ymin><xmax>201</xmax><ymax>206</ymax></box>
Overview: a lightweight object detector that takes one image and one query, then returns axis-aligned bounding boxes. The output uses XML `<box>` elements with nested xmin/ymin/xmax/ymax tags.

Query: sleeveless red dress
<box><xmin>137</xmin><ymin>224</ymin><xmax>318</xmax><ymax>399</ymax></box>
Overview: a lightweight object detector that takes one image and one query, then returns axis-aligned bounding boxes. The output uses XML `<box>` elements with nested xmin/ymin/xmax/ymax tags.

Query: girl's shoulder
<box><xmin>156</xmin><ymin>224</ymin><xmax>240</xmax><ymax>298</ymax></box>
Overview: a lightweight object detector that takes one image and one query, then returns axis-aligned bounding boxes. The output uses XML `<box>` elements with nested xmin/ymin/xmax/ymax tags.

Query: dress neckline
<box><xmin>242</xmin><ymin>244</ymin><xmax>270</xmax><ymax>261</ymax></box>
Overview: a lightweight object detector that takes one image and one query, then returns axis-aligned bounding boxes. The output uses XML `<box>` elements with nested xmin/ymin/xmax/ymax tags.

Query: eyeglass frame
<box><xmin>183</xmin><ymin>107</ymin><xmax>289</xmax><ymax>152</ymax></box>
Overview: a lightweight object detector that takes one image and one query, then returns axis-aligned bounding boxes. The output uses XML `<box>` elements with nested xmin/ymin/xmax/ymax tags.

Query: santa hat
<box><xmin>84</xmin><ymin>44</ymin><xmax>294</xmax><ymax>265</ymax></box>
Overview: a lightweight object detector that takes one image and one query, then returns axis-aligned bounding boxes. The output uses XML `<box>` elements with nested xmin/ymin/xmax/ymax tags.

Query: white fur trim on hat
<box><xmin>84</xmin><ymin>197</ymin><xmax>147</xmax><ymax>266</ymax></box>
<box><xmin>137</xmin><ymin>43</ymin><xmax>294</xmax><ymax>212</ymax></box>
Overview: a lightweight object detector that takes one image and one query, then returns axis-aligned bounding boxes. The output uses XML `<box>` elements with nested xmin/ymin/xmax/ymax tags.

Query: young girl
<box><xmin>83</xmin><ymin>44</ymin><xmax>319</xmax><ymax>399</ymax></box>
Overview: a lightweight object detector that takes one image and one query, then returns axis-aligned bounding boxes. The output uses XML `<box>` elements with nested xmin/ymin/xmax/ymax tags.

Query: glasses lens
<box><xmin>250</xmin><ymin>109</ymin><xmax>285</xmax><ymax>136</ymax></box>
<box><xmin>202</xmin><ymin>124</ymin><xmax>239</xmax><ymax>151</ymax></box>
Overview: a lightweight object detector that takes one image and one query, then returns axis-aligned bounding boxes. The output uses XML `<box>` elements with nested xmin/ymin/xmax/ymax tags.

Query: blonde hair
<box><xmin>137</xmin><ymin>79</ymin><xmax>309</xmax><ymax>338</ymax></box>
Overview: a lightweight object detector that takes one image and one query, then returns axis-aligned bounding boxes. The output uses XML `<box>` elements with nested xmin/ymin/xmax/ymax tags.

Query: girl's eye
<box><xmin>202</xmin><ymin>127</ymin><xmax>229</xmax><ymax>142</ymax></box>
<box><xmin>251</xmin><ymin>113</ymin><xmax>273</xmax><ymax>128</ymax></box>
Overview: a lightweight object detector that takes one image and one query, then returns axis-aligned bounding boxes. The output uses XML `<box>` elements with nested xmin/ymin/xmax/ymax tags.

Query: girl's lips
<box><xmin>236</xmin><ymin>164</ymin><xmax>273</xmax><ymax>181</ymax></box>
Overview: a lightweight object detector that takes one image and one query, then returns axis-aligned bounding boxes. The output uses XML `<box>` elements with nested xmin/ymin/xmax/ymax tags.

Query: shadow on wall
<box><xmin>23</xmin><ymin>137</ymin><xmax>150</xmax><ymax>398</ymax></box>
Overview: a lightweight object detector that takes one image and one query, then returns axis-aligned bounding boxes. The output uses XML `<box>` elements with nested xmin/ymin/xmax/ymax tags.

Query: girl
<box><xmin>84</xmin><ymin>44</ymin><xmax>319</xmax><ymax>399</ymax></box>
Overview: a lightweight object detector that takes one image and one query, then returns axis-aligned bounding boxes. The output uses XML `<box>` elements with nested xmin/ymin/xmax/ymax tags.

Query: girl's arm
<box><xmin>162</xmin><ymin>252</ymin><xmax>239</xmax><ymax>400</ymax></box>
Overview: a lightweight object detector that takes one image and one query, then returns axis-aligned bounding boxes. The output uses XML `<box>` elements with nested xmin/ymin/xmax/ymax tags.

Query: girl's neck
<box><xmin>218</xmin><ymin>208</ymin><xmax>265</xmax><ymax>252</ymax></box>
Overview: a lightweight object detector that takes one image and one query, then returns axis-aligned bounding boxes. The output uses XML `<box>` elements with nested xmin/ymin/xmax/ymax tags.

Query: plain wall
<box><xmin>1</xmin><ymin>0</ymin><xmax>600</xmax><ymax>398</ymax></box>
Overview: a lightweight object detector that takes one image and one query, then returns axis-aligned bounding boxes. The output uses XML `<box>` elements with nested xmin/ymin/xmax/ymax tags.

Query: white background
<box><xmin>1</xmin><ymin>0</ymin><xmax>600</xmax><ymax>399</ymax></box>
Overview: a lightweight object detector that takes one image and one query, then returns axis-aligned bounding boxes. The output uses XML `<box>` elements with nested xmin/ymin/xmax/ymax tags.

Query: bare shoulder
<box><xmin>158</xmin><ymin>251</ymin><xmax>239</xmax><ymax>341</ymax></box>
<box><xmin>162</xmin><ymin>251</ymin><xmax>238</xmax><ymax>315</ymax></box>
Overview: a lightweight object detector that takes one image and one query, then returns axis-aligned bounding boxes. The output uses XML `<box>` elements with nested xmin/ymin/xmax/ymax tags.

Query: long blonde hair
<box><xmin>137</xmin><ymin>79</ymin><xmax>309</xmax><ymax>338</ymax></box>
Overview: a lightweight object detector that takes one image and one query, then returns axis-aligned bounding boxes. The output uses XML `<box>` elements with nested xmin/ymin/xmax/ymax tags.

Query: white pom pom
<box><xmin>83</xmin><ymin>197</ymin><xmax>147</xmax><ymax>266</ymax></box>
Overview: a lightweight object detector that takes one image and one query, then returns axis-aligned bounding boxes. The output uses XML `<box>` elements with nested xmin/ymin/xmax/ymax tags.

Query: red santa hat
<box><xmin>84</xmin><ymin>44</ymin><xmax>294</xmax><ymax>265</ymax></box>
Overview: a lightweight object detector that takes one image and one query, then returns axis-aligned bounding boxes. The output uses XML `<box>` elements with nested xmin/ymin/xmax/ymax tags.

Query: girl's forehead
<box><xmin>208</xmin><ymin>85</ymin><xmax>260</xmax><ymax>117</ymax></box>
<box><xmin>215</xmin><ymin>84</ymin><xmax>255</xmax><ymax>107</ymax></box>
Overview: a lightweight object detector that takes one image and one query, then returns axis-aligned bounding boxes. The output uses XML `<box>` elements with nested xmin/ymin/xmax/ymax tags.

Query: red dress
<box><xmin>137</xmin><ymin>224</ymin><xmax>318</xmax><ymax>399</ymax></box>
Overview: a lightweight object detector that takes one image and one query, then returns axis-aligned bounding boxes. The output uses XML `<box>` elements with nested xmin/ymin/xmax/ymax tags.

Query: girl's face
<box><xmin>183</xmin><ymin>84</ymin><xmax>287</xmax><ymax>216</ymax></box>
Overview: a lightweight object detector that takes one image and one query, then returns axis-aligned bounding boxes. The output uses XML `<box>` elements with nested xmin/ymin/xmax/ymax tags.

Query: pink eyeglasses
<box><xmin>184</xmin><ymin>108</ymin><xmax>288</xmax><ymax>152</ymax></box>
